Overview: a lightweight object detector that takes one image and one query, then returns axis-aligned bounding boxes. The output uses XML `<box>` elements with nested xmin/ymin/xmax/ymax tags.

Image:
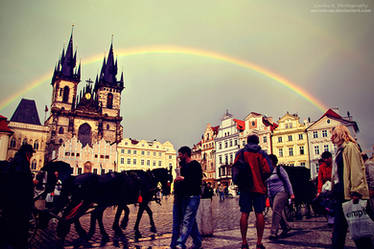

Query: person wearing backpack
<box><xmin>234</xmin><ymin>135</ymin><xmax>271</xmax><ymax>249</ymax></box>
<box><xmin>266</xmin><ymin>154</ymin><xmax>295</xmax><ymax>240</ymax></box>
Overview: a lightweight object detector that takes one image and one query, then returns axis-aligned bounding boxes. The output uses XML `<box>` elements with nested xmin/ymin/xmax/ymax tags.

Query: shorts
<box><xmin>239</xmin><ymin>191</ymin><xmax>266</xmax><ymax>213</ymax></box>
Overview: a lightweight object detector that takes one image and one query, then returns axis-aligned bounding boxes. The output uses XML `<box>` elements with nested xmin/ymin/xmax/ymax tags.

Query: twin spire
<box><xmin>52</xmin><ymin>31</ymin><xmax>80</xmax><ymax>84</ymax></box>
<box><xmin>51</xmin><ymin>29</ymin><xmax>124</xmax><ymax>90</ymax></box>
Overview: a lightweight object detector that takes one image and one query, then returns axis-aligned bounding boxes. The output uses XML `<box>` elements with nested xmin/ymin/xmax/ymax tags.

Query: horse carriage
<box><xmin>1</xmin><ymin>160</ymin><xmax>173</xmax><ymax>247</ymax></box>
<box><xmin>280</xmin><ymin>165</ymin><xmax>316</xmax><ymax>221</ymax></box>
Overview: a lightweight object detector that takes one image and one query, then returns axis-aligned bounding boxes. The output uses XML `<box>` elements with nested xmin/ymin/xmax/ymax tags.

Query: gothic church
<box><xmin>45</xmin><ymin>31</ymin><xmax>124</xmax><ymax>160</ymax></box>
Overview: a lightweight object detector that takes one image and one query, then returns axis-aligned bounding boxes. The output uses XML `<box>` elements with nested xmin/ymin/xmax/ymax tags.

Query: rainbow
<box><xmin>0</xmin><ymin>45</ymin><xmax>327</xmax><ymax>112</ymax></box>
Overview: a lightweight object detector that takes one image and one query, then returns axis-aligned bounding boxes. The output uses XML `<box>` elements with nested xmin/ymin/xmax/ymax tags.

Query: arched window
<box><xmin>106</xmin><ymin>124</ymin><xmax>109</xmax><ymax>130</ymax></box>
<box><xmin>22</xmin><ymin>138</ymin><xmax>27</xmax><ymax>145</ymax></box>
<box><xmin>31</xmin><ymin>159</ymin><xmax>37</xmax><ymax>170</ymax></box>
<box><xmin>34</xmin><ymin>140</ymin><xmax>39</xmax><ymax>150</ymax></box>
<box><xmin>78</xmin><ymin>123</ymin><xmax>92</xmax><ymax>147</ymax></box>
<box><xmin>59</xmin><ymin>127</ymin><xmax>64</xmax><ymax>134</ymax></box>
<box><xmin>63</xmin><ymin>86</ymin><xmax>70</xmax><ymax>103</ymax></box>
<box><xmin>59</xmin><ymin>139</ymin><xmax>63</xmax><ymax>144</ymax></box>
<box><xmin>107</xmin><ymin>93</ymin><xmax>113</xmax><ymax>109</ymax></box>
<box><xmin>10</xmin><ymin>137</ymin><xmax>16</xmax><ymax>148</ymax></box>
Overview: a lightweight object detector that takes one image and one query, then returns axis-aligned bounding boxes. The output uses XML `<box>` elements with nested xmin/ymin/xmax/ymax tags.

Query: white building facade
<box><xmin>215</xmin><ymin>110</ymin><xmax>244</xmax><ymax>186</ymax></box>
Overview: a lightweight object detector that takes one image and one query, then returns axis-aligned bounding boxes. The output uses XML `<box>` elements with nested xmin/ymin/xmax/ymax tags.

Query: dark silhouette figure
<box><xmin>0</xmin><ymin>144</ymin><xmax>35</xmax><ymax>249</ymax></box>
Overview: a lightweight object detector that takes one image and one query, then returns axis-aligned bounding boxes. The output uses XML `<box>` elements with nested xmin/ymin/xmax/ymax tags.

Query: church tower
<box><xmin>94</xmin><ymin>40</ymin><xmax>124</xmax><ymax>142</ymax></box>
<box><xmin>50</xmin><ymin>31</ymin><xmax>81</xmax><ymax>112</ymax></box>
<box><xmin>45</xmin><ymin>31</ymin><xmax>124</xmax><ymax>161</ymax></box>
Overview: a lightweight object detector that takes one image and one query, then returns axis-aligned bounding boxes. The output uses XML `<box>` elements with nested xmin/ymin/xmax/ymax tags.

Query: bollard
<box><xmin>197</xmin><ymin>198</ymin><xmax>214</xmax><ymax>236</ymax></box>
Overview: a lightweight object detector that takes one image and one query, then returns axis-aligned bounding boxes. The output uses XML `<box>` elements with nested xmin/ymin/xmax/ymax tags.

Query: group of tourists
<box><xmin>170</xmin><ymin>124</ymin><xmax>374</xmax><ymax>249</ymax></box>
<box><xmin>2</xmin><ymin>123</ymin><xmax>374</xmax><ymax>249</ymax></box>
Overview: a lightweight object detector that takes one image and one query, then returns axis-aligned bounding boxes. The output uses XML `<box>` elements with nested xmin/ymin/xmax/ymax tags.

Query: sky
<box><xmin>0</xmin><ymin>0</ymin><xmax>373</xmax><ymax>152</ymax></box>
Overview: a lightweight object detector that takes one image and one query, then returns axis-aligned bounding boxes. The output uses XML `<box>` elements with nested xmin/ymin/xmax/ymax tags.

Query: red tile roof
<box><xmin>212</xmin><ymin>125</ymin><xmax>219</xmax><ymax>135</ymax></box>
<box><xmin>233</xmin><ymin>119</ymin><xmax>245</xmax><ymax>131</ymax></box>
<box><xmin>0</xmin><ymin>115</ymin><xmax>13</xmax><ymax>133</ymax></box>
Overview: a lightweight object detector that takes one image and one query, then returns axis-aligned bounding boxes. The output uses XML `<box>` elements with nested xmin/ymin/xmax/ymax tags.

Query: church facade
<box><xmin>45</xmin><ymin>32</ymin><xmax>124</xmax><ymax>161</ymax></box>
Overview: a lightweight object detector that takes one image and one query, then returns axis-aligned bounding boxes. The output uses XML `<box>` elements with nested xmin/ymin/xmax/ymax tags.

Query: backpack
<box><xmin>232</xmin><ymin>150</ymin><xmax>253</xmax><ymax>190</ymax></box>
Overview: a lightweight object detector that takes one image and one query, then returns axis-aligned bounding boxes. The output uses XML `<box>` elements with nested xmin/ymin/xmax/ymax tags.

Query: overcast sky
<box><xmin>0</xmin><ymin>0</ymin><xmax>373</xmax><ymax>152</ymax></box>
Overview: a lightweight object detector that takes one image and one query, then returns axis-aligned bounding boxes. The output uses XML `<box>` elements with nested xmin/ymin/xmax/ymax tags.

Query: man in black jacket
<box><xmin>173</xmin><ymin>146</ymin><xmax>203</xmax><ymax>249</ymax></box>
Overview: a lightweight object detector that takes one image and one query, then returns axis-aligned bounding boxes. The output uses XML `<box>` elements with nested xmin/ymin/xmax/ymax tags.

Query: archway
<box><xmin>78</xmin><ymin>123</ymin><xmax>92</xmax><ymax>147</ymax></box>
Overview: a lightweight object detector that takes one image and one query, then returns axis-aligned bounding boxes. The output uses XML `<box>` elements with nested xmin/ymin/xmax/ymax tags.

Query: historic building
<box><xmin>6</xmin><ymin>99</ymin><xmax>49</xmax><ymax>172</ymax></box>
<box><xmin>240</xmin><ymin>112</ymin><xmax>276</xmax><ymax>154</ymax></box>
<box><xmin>271</xmin><ymin>112</ymin><xmax>310</xmax><ymax>167</ymax></box>
<box><xmin>191</xmin><ymin>141</ymin><xmax>202</xmax><ymax>165</ymax></box>
<box><xmin>306</xmin><ymin>108</ymin><xmax>359</xmax><ymax>179</ymax></box>
<box><xmin>57</xmin><ymin>136</ymin><xmax>117</xmax><ymax>175</ymax></box>
<box><xmin>45</xmin><ymin>32</ymin><xmax>124</xmax><ymax>160</ymax></box>
<box><xmin>215</xmin><ymin>110</ymin><xmax>244</xmax><ymax>186</ymax></box>
<box><xmin>200</xmin><ymin>123</ymin><xmax>219</xmax><ymax>186</ymax></box>
<box><xmin>116</xmin><ymin>138</ymin><xmax>176</xmax><ymax>173</ymax></box>
<box><xmin>0</xmin><ymin>115</ymin><xmax>13</xmax><ymax>160</ymax></box>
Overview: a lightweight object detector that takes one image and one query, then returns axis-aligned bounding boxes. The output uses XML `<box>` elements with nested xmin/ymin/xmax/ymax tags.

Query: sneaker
<box><xmin>241</xmin><ymin>244</ymin><xmax>249</xmax><ymax>249</ymax></box>
<box><xmin>279</xmin><ymin>226</ymin><xmax>291</xmax><ymax>237</ymax></box>
<box><xmin>268</xmin><ymin>234</ymin><xmax>278</xmax><ymax>241</ymax></box>
<box><xmin>256</xmin><ymin>244</ymin><xmax>266</xmax><ymax>249</ymax></box>
<box><xmin>191</xmin><ymin>243</ymin><xmax>202</xmax><ymax>249</ymax></box>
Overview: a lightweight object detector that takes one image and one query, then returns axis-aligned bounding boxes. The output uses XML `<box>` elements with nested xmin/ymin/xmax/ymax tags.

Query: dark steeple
<box><xmin>10</xmin><ymin>99</ymin><xmax>41</xmax><ymax>125</ymax></box>
<box><xmin>51</xmin><ymin>27</ymin><xmax>80</xmax><ymax>84</ymax></box>
<box><xmin>95</xmin><ymin>38</ymin><xmax>124</xmax><ymax>91</ymax></box>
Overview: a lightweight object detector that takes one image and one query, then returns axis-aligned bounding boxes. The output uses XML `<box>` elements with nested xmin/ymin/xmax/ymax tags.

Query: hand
<box><xmin>316</xmin><ymin>192</ymin><xmax>320</xmax><ymax>198</ymax></box>
<box><xmin>174</xmin><ymin>176</ymin><xmax>184</xmax><ymax>182</ymax></box>
<box><xmin>350</xmin><ymin>192</ymin><xmax>361</xmax><ymax>204</ymax></box>
<box><xmin>290</xmin><ymin>194</ymin><xmax>295</xmax><ymax>200</ymax></box>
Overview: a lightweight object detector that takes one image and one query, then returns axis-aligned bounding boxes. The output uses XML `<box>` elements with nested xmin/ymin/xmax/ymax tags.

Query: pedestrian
<box><xmin>235</xmin><ymin>134</ymin><xmax>271</xmax><ymax>249</ymax></box>
<box><xmin>266</xmin><ymin>154</ymin><xmax>295</xmax><ymax>240</ymax></box>
<box><xmin>171</xmin><ymin>146</ymin><xmax>203</xmax><ymax>249</ymax></box>
<box><xmin>6</xmin><ymin>143</ymin><xmax>35</xmax><ymax>249</ymax></box>
<box><xmin>365</xmin><ymin>149</ymin><xmax>374</xmax><ymax>217</ymax></box>
<box><xmin>201</xmin><ymin>182</ymin><xmax>214</xmax><ymax>200</ymax></box>
<box><xmin>218</xmin><ymin>183</ymin><xmax>225</xmax><ymax>201</ymax></box>
<box><xmin>316</xmin><ymin>151</ymin><xmax>335</xmax><ymax>226</ymax></box>
<box><xmin>170</xmin><ymin>160</ymin><xmax>184</xmax><ymax>248</ymax></box>
<box><xmin>330</xmin><ymin>125</ymin><xmax>372</xmax><ymax>249</ymax></box>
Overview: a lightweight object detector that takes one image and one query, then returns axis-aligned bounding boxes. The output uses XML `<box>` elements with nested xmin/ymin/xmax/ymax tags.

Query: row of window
<box><xmin>119</xmin><ymin>158</ymin><xmax>173</xmax><ymax>168</ymax></box>
<box><xmin>314</xmin><ymin>145</ymin><xmax>330</xmax><ymax>155</ymax></box>
<box><xmin>10</xmin><ymin>137</ymin><xmax>40</xmax><ymax>150</ymax></box>
<box><xmin>119</xmin><ymin>149</ymin><xmax>173</xmax><ymax>159</ymax></box>
<box><xmin>313</xmin><ymin>130</ymin><xmax>329</xmax><ymax>139</ymax></box>
<box><xmin>123</xmin><ymin>142</ymin><xmax>160</xmax><ymax>149</ymax></box>
<box><xmin>218</xmin><ymin>139</ymin><xmax>238</xmax><ymax>150</ymax></box>
<box><xmin>218</xmin><ymin>153</ymin><xmax>235</xmax><ymax>165</ymax></box>
<box><xmin>278</xmin><ymin>146</ymin><xmax>305</xmax><ymax>157</ymax></box>
<box><xmin>203</xmin><ymin>142</ymin><xmax>214</xmax><ymax>149</ymax></box>
<box><xmin>76</xmin><ymin>167</ymin><xmax>113</xmax><ymax>175</ymax></box>
<box><xmin>277</xmin><ymin>134</ymin><xmax>303</xmax><ymax>143</ymax></box>
<box><xmin>278</xmin><ymin>144</ymin><xmax>330</xmax><ymax>157</ymax></box>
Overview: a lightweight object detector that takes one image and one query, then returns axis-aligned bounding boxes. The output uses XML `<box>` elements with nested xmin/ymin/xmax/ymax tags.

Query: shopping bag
<box><xmin>45</xmin><ymin>192</ymin><xmax>54</xmax><ymax>203</ymax></box>
<box><xmin>342</xmin><ymin>199</ymin><xmax>374</xmax><ymax>240</ymax></box>
<box><xmin>321</xmin><ymin>180</ymin><xmax>332</xmax><ymax>193</ymax></box>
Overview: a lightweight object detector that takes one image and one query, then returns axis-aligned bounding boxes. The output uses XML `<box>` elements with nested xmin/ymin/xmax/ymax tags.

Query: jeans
<box><xmin>176</xmin><ymin>195</ymin><xmax>202</xmax><ymax>248</ymax></box>
<box><xmin>270</xmin><ymin>191</ymin><xmax>290</xmax><ymax>235</ymax></box>
<box><xmin>171</xmin><ymin>197</ymin><xmax>183</xmax><ymax>248</ymax></box>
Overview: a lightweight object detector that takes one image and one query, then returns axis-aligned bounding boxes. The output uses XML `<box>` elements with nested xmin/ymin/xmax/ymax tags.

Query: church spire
<box><xmin>51</xmin><ymin>26</ymin><xmax>80</xmax><ymax>84</ymax></box>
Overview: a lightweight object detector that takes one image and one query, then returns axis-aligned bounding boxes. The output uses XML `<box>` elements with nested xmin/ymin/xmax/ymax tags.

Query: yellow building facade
<box><xmin>272</xmin><ymin>113</ymin><xmax>310</xmax><ymax>167</ymax></box>
<box><xmin>117</xmin><ymin>138</ymin><xmax>176</xmax><ymax>173</ymax></box>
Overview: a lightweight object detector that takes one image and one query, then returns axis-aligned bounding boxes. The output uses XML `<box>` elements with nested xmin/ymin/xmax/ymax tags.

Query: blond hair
<box><xmin>332</xmin><ymin>124</ymin><xmax>356</xmax><ymax>144</ymax></box>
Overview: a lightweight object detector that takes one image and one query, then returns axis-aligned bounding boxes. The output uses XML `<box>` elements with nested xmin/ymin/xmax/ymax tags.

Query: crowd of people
<box><xmin>171</xmin><ymin>125</ymin><xmax>374</xmax><ymax>249</ymax></box>
<box><xmin>1</xmin><ymin>123</ymin><xmax>374</xmax><ymax>249</ymax></box>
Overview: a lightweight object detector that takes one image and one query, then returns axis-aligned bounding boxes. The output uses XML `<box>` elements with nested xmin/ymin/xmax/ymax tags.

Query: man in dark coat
<box><xmin>7</xmin><ymin>143</ymin><xmax>35</xmax><ymax>249</ymax></box>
